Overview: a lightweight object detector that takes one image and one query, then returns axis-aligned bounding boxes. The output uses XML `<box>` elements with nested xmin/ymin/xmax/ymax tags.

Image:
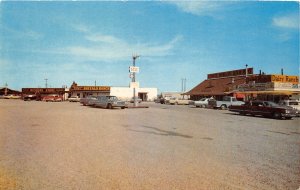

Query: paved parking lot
<box><xmin>0</xmin><ymin>100</ymin><xmax>299</xmax><ymax>190</ymax></box>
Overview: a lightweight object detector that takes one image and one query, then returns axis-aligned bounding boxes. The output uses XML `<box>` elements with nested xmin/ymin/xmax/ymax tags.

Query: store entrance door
<box><xmin>138</xmin><ymin>92</ymin><xmax>148</xmax><ymax>101</ymax></box>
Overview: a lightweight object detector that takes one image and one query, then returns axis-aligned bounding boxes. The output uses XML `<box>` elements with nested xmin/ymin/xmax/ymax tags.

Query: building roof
<box><xmin>185</xmin><ymin>76</ymin><xmax>247</xmax><ymax>96</ymax></box>
<box><xmin>0</xmin><ymin>87</ymin><xmax>22</xmax><ymax>95</ymax></box>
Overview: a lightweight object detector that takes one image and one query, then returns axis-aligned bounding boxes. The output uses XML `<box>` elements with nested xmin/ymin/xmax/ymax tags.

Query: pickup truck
<box><xmin>229</xmin><ymin>100</ymin><xmax>298</xmax><ymax>119</ymax></box>
<box><xmin>208</xmin><ymin>96</ymin><xmax>244</xmax><ymax>110</ymax></box>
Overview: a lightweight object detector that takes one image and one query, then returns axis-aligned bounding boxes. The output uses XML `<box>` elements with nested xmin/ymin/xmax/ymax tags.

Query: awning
<box><xmin>234</xmin><ymin>90</ymin><xmax>300</xmax><ymax>95</ymax></box>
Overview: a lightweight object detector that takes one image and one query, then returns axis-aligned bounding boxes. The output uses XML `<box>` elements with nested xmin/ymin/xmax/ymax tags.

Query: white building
<box><xmin>111</xmin><ymin>87</ymin><xmax>157</xmax><ymax>101</ymax></box>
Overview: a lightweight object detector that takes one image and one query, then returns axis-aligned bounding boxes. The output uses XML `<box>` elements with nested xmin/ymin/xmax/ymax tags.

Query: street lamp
<box><xmin>132</xmin><ymin>54</ymin><xmax>140</xmax><ymax>107</ymax></box>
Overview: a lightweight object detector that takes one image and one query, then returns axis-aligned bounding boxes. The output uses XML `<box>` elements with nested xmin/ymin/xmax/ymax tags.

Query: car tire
<box><xmin>220</xmin><ymin>104</ymin><xmax>227</xmax><ymax>110</ymax></box>
<box><xmin>107</xmin><ymin>104</ymin><xmax>112</xmax><ymax>109</ymax></box>
<box><xmin>121</xmin><ymin>106</ymin><xmax>125</xmax><ymax>109</ymax></box>
<box><xmin>273</xmin><ymin>112</ymin><xmax>282</xmax><ymax>119</ymax></box>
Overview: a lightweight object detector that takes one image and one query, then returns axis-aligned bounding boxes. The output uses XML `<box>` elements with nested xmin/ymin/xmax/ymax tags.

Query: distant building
<box><xmin>0</xmin><ymin>87</ymin><xmax>21</xmax><ymax>96</ymax></box>
<box><xmin>185</xmin><ymin>68</ymin><xmax>253</xmax><ymax>101</ymax></box>
<box><xmin>69</xmin><ymin>81</ymin><xmax>157</xmax><ymax>101</ymax></box>
<box><xmin>22</xmin><ymin>87</ymin><xmax>68</xmax><ymax>100</ymax></box>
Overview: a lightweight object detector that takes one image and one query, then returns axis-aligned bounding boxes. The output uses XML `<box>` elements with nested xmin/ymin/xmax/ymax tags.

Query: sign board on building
<box><xmin>71</xmin><ymin>86</ymin><xmax>110</xmax><ymax>91</ymax></box>
<box><xmin>130</xmin><ymin>82</ymin><xmax>139</xmax><ymax>88</ymax></box>
<box><xmin>22</xmin><ymin>88</ymin><xmax>65</xmax><ymax>94</ymax></box>
<box><xmin>271</xmin><ymin>75</ymin><xmax>299</xmax><ymax>84</ymax></box>
<box><xmin>129</xmin><ymin>66</ymin><xmax>139</xmax><ymax>73</ymax></box>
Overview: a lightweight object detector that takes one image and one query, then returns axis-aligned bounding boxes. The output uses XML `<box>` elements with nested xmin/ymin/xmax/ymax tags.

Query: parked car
<box><xmin>68</xmin><ymin>96</ymin><xmax>80</xmax><ymax>102</ymax></box>
<box><xmin>130</xmin><ymin>97</ymin><xmax>142</xmax><ymax>103</ymax></box>
<box><xmin>3</xmin><ymin>94</ymin><xmax>21</xmax><ymax>99</ymax></box>
<box><xmin>42</xmin><ymin>94</ymin><xmax>63</xmax><ymax>102</ymax></box>
<box><xmin>23</xmin><ymin>94</ymin><xmax>37</xmax><ymax>101</ymax></box>
<box><xmin>80</xmin><ymin>96</ymin><xmax>97</xmax><ymax>106</ymax></box>
<box><xmin>229</xmin><ymin>100</ymin><xmax>298</xmax><ymax>119</ymax></box>
<box><xmin>194</xmin><ymin>98</ymin><xmax>210</xmax><ymax>108</ymax></box>
<box><xmin>279</xmin><ymin>99</ymin><xmax>300</xmax><ymax>111</ymax></box>
<box><xmin>168</xmin><ymin>97</ymin><xmax>191</xmax><ymax>105</ymax></box>
<box><xmin>208</xmin><ymin>96</ymin><xmax>244</xmax><ymax>110</ymax></box>
<box><xmin>93</xmin><ymin>95</ymin><xmax>126</xmax><ymax>109</ymax></box>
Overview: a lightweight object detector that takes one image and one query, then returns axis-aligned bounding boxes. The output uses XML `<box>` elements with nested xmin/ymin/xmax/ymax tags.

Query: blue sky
<box><xmin>0</xmin><ymin>1</ymin><xmax>299</xmax><ymax>92</ymax></box>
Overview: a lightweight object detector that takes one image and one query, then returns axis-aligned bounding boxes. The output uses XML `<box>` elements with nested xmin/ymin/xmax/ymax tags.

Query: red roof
<box><xmin>185</xmin><ymin>76</ymin><xmax>247</xmax><ymax>96</ymax></box>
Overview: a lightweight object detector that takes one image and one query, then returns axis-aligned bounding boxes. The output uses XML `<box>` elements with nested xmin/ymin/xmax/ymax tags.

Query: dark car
<box><xmin>23</xmin><ymin>94</ymin><xmax>37</xmax><ymax>101</ymax></box>
<box><xmin>80</xmin><ymin>96</ymin><xmax>97</xmax><ymax>106</ymax></box>
<box><xmin>229</xmin><ymin>100</ymin><xmax>298</xmax><ymax>119</ymax></box>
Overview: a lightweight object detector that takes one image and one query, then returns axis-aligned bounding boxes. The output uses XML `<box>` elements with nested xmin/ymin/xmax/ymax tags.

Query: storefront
<box><xmin>69</xmin><ymin>82</ymin><xmax>110</xmax><ymax>98</ymax></box>
<box><xmin>232</xmin><ymin>74</ymin><xmax>300</xmax><ymax>102</ymax></box>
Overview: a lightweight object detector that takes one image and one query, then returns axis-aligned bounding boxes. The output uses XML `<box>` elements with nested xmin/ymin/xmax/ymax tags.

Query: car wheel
<box><xmin>107</xmin><ymin>104</ymin><xmax>112</xmax><ymax>109</ymax></box>
<box><xmin>121</xmin><ymin>106</ymin><xmax>125</xmax><ymax>109</ymax></box>
<box><xmin>273</xmin><ymin>112</ymin><xmax>282</xmax><ymax>119</ymax></box>
<box><xmin>220</xmin><ymin>104</ymin><xmax>227</xmax><ymax>110</ymax></box>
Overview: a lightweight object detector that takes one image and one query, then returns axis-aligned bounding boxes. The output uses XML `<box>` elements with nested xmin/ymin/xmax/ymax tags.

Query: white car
<box><xmin>68</xmin><ymin>96</ymin><xmax>80</xmax><ymax>102</ymax></box>
<box><xmin>168</xmin><ymin>97</ymin><xmax>191</xmax><ymax>105</ymax></box>
<box><xmin>194</xmin><ymin>98</ymin><xmax>210</xmax><ymax>108</ymax></box>
<box><xmin>279</xmin><ymin>99</ymin><xmax>300</xmax><ymax>116</ymax></box>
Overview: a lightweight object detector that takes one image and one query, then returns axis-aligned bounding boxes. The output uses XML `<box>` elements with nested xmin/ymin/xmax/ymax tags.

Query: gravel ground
<box><xmin>0</xmin><ymin>100</ymin><xmax>299</xmax><ymax>190</ymax></box>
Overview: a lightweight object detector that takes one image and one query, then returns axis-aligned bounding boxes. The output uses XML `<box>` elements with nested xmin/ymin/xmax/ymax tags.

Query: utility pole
<box><xmin>45</xmin><ymin>78</ymin><xmax>48</xmax><ymax>88</ymax></box>
<box><xmin>245</xmin><ymin>64</ymin><xmax>248</xmax><ymax>78</ymax></box>
<box><xmin>132</xmin><ymin>55</ymin><xmax>140</xmax><ymax>107</ymax></box>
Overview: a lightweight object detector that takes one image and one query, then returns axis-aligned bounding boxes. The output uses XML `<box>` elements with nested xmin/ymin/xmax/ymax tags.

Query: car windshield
<box><xmin>200</xmin><ymin>98</ymin><xmax>206</xmax><ymax>101</ymax></box>
<box><xmin>108</xmin><ymin>96</ymin><xmax>117</xmax><ymax>100</ymax></box>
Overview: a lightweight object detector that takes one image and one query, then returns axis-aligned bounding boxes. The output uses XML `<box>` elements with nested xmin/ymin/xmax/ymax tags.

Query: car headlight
<box><xmin>285</xmin><ymin>110</ymin><xmax>290</xmax><ymax>114</ymax></box>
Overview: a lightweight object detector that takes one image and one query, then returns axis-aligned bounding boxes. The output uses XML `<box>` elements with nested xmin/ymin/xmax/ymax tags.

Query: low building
<box><xmin>22</xmin><ymin>87</ymin><xmax>68</xmax><ymax>100</ymax></box>
<box><xmin>0</xmin><ymin>87</ymin><xmax>21</xmax><ymax>96</ymax></box>
<box><xmin>186</xmin><ymin>68</ymin><xmax>253</xmax><ymax>101</ymax></box>
<box><xmin>69</xmin><ymin>82</ymin><xmax>110</xmax><ymax>98</ymax></box>
<box><xmin>110</xmin><ymin>87</ymin><xmax>157</xmax><ymax>101</ymax></box>
<box><xmin>69</xmin><ymin>81</ymin><xmax>157</xmax><ymax>101</ymax></box>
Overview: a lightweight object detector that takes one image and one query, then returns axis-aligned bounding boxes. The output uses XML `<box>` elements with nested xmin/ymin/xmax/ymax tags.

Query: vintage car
<box><xmin>3</xmin><ymin>94</ymin><xmax>21</xmax><ymax>99</ymax></box>
<box><xmin>229</xmin><ymin>100</ymin><xmax>298</xmax><ymax>119</ymax></box>
<box><xmin>194</xmin><ymin>98</ymin><xmax>210</xmax><ymax>108</ymax></box>
<box><xmin>208</xmin><ymin>96</ymin><xmax>244</xmax><ymax>110</ymax></box>
<box><xmin>68</xmin><ymin>96</ymin><xmax>81</xmax><ymax>102</ymax></box>
<box><xmin>23</xmin><ymin>94</ymin><xmax>37</xmax><ymax>101</ymax></box>
<box><xmin>168</xmin><ymin>97</ymin><xmax>191</xmax><ymax>105</ymax></box>
<box><xmin>93</xmin><ymin>95</ymin><xmax>126</xmax><ymax>109</ymax></box>
<box><xmin>80</xmin><ymin>96</ymin><xmax>97</xmax><ymax>106</ymax></box>
<box><xmin>279</xmin><ymin>99</ymin><xmax>300</xmax><ymax>111</ymax></box>
<box><xmin>42</xmin><ymin>94</ymin><xmax>63</xmax><ymax>102</ymax></box>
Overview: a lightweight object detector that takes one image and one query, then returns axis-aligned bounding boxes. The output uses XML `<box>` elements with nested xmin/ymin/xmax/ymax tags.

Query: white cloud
<box><xmin>167</xmin><ymin>1</ymin><xmax>232</xmax><ymax>16</ymax></box>
<box><xmin>272</xmin><ymin>13</ymin><xmax>299</xmax><ymax>29</ymax></box>
<box><xmin>65</xmin><ymin>34</ymin><xmax>183</xmax><ymax>61</ymax></box>
<box><xmin>71</xmin><ymin>23</ymin><xmax>92</xmax><ymax>33</ymax></box>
